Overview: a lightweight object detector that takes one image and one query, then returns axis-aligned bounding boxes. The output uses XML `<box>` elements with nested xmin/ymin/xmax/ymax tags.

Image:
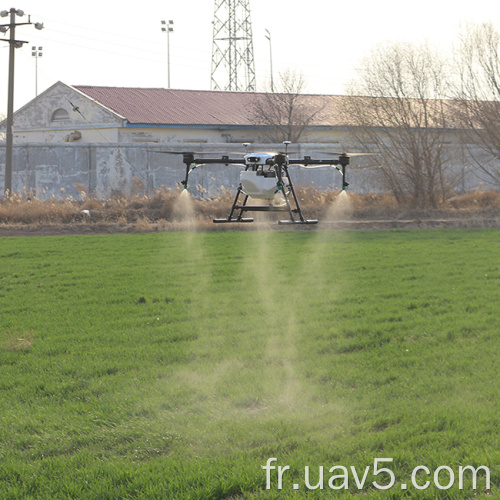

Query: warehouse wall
<box><xmin>0</xmin><ymin>142</ymin><xmax>483</xmax><ymax>200</ymax></box>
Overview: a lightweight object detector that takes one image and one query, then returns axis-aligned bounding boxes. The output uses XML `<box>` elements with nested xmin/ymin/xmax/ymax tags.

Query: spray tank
<box><xmin>239</xmin><ymin>152</ymin><xmax>287</xmax><ymax>205</ymax></box>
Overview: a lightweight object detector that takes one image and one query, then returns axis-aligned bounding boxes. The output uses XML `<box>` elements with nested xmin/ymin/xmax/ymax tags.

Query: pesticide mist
<box><xmin>150</xmin><ymin>186</ymin><xmax>357</xmax><ymax>461</ymax></box>
<box><xmin>172</xmin><ymin>189</ymin><xmax>198</xmax><ymax>231</ymax></box>
<box><xmin>325</xmin><ymin>190</ymin><xmax>353</xmax><ymax>222</ymax></box>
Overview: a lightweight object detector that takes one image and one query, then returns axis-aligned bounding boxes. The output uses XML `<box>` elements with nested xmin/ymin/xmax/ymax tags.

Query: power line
<box><xmin>22</xmin><ymin>33</ymin><xmax>211</xmax><ymax>72</ymax></box>
<box><xmin>33</xmin><ymin>16</ymin><xmax>213</xmax><ymax>60</ymax></box>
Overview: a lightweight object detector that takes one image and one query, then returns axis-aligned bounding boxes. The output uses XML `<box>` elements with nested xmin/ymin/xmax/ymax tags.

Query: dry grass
<box><xmin>446</xmin><ymin>189</ymin><xmax>500</xmax><ymax>209</ymax></box>
<box><xmin>0</xmin><ymin>188</ymin><xmax>498</xmax><ymax>232</ymax></box>
<box><xmin>1</xmin><ymin>330</ymin><xmax>34</xmax><ymax>351</ymax></box>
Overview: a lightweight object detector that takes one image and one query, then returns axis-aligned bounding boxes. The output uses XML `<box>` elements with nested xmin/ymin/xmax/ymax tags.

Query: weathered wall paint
<box><xmin>0</xmin><ymin>143</ymin><xmax>374</xmax><ymax>199</ymax></box>
<box><xmin>0</xmin><ymin>142</ymin><xmax>486</xmax><ymax>200</ymax></box>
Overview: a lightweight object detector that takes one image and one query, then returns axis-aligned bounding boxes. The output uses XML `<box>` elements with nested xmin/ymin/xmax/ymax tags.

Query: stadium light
<box><xmin>161</xmin><ymin>19</ymin><xmax>174</xmax><ymax>88</ymax></box>
<box><xmin>32</xmin><ymin>45</ymin><xmax>43</xmax><ymax>96</ymax></box>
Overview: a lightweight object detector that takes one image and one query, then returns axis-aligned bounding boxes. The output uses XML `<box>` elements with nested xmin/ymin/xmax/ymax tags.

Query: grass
<box><xmin>0</xmin><ymin>229</ymin><xmax>499</xmax><ymax>498</ymax></box>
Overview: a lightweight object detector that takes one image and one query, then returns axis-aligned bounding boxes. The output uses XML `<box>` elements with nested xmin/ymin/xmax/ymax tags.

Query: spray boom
<box><xmin>163</xmin><ymin>142</ymin><xmax>358</xmax><ymax>224</ymax></box>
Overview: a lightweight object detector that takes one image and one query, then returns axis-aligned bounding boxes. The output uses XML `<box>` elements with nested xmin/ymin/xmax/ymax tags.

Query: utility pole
<box><xmin>211</xmin><ymin>0</ymin><xmax>256</xmax><ymax>92</ymax></box>
<box><xmin>0</xmin><ymin>8</ymin><xmax>43</xmax><ymax>197</ymax></box>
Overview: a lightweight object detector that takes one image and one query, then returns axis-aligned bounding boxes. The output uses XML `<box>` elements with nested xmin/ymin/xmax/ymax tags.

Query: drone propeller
<box><xmin>151</xmin><ymin>150</ymin><xmax>244</xmax><ymax>156</ymax></box>
<box><xmin>349</xmin><ymin>164</ymin><xmax>382</xmax><ymax>169</ymax></box>
<box><xmin>297</xmin><ymin>164</ymin><xmax>338</xmax><ymax>169</ymax></box>
<box><xmin>315</xmin><ymin>152</ymin><xmax>374</xmax><ymax>157</ymax></box>
<box><xmin>150</xmin><ymin>151</ymin><xmax>188</xmax><ymax>155</ymax></box>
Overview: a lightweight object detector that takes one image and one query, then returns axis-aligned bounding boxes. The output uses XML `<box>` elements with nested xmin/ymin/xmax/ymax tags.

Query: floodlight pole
<box><xmin>161</xmin><ymin>20</ymin><xmax>174</xmax><ymax>88</ymax></box>
<box><xmin>0</xmin><ymin>8</ymin><xmax>43</xmax><ymax>197</ymax></box>
<box><xmin>32</xmin><ymin>45</ymin><xmax>42</xmax><ymax>96</ymax></box>
<box><xmin>265</xmin><ymin>29</ymin><xmax>274</xmax><ymax>92</ymax></box>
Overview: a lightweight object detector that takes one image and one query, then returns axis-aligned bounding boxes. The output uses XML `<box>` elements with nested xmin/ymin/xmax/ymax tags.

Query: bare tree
<box><xmin>0</xmin><ymin>114</ymin><xmax>5</xmax><ymax>143</ymax></box>
<box><xmin>251</xmin><ymin>70</ymin><xmax>325</xmax><ymax>143</ymax></box>
<box><xmin>342</xmin><ymin>42</ymin><xmax>456</xmax><ymax>208</ymax></box>
<box><xmin>453</xmin><ymin>22</ymin><xmax>500</xmax><ymax>186</ymax></box>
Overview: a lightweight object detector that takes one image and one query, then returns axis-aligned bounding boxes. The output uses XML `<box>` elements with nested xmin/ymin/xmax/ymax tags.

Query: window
<box><xmin>51</xmin><ymin>108</ymin><xmax>70</xmax><ymax>122</ymax></box>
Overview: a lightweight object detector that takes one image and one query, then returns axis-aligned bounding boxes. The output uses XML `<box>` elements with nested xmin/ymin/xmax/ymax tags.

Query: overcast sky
<box><xmin>1</xmin><ymin>0</ymin><xmax>500</xmax><ymax>116</ymax></box>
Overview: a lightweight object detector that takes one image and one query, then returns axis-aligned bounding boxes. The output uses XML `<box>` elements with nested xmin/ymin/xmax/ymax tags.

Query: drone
<box><xmin>168</xmin><ymin>142</ymin><xmax>352</xmax><ymax>225</ymax></box>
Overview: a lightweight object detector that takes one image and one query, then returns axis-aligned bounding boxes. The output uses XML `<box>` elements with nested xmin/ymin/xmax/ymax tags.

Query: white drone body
<box><xmin>239</xmin><ymin>152</ymin><xmax>288</xmax><ymax>203</ymax></box>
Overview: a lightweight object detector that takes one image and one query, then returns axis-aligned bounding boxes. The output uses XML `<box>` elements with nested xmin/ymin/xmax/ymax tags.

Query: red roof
<box><xmin>73</xmin><ymin>86</ymin><xmax>346</xmax><ymax>127</ymax></box>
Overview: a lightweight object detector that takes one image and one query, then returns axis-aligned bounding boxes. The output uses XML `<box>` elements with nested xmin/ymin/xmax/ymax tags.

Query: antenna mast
<box><xmin>211</xmin><ymin>0</ymin><xmax>256</xmax><ymax>91</ymax></box>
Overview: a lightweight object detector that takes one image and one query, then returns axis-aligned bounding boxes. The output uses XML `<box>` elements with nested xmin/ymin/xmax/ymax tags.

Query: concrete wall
<box><xmin>0</xmin><ymin>142</ymin><xmax>488</xmax><ymax>200</ymax></box>
<box><xmin>12</xmin><ymin>119</ymin><xmax>349</xmax><ymax>146</ymax></box>
<box><xmin>12</xmin><ymin>124</ymin><xmax>349</xmax><ymax>147</ymax></box>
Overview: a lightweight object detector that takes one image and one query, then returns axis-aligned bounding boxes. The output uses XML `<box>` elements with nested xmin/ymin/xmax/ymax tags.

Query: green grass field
<box><xmin>0</xmin><ymin>229</ymin><xmax>499</xmax><ymax>499</ymax></box>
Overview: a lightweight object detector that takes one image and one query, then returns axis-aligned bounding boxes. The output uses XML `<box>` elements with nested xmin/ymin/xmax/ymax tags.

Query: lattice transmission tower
<box><xmin>211</xmin><ymin>0</ymin><xmax>256</xmax><ymax>92</ymax></box>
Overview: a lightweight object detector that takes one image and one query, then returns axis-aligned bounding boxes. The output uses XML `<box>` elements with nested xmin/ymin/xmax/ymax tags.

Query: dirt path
<box><xmin>1</xmin><ymin>216</ymin><xmax>498</xmax><ymax>237</ymax></box>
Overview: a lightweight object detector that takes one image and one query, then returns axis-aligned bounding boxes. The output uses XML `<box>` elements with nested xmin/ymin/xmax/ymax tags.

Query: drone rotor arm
<box><xmin>190</xmin><ymin>157</ymin><xmax>246</xmax><ymax>166</ymax></box>
<box><xmin>288</xmin><ymin>158</ymin><xmax>343</xmax><ymax>166</ymax></box>
<box><xmin>180</xmin><ymin>155</ymin><xmax>247</xmax><ymax>188</ymax></box>
<box><xmin>289</xmin><ymin>155</ymin><xmax>350</xmax><ymax>190</ymax></box>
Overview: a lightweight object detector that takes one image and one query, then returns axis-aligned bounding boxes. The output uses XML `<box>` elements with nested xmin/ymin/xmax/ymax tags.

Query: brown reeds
<box><xmin>0</xmin><ymin>188</ymin><xmax>498</xmax><ymax>233</ymax></box>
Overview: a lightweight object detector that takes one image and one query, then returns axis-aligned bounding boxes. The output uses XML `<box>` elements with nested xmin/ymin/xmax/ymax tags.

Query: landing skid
<box><xmin>213</xmin><ymin>166</ymin><xmax>316</xmax><ymax>225</ymax></box>
<box><xmin>213</xmin><ymin>218</ymin><xmax>254</xmax><ymax>223</ymax></box>
<box><xmin>278</xmin><ymin>220</ymin><xmax>318</xmax><ymax>225</ymax></box>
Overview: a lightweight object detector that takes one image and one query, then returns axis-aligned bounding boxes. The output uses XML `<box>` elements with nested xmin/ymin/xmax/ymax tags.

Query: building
<box><xmin>0</xmin><ymin>82</ymin><xmax>491</xmax><ymax>199</ymax></box>
<box><xmin>0</xmin><ymin>82</ymin><xmax>366</xmax><ymax>198</ymax></box>
<box><xmin>5</xmin><ymin>81</ymin><xmax>351</xmax><ymax>146</ymax></box>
